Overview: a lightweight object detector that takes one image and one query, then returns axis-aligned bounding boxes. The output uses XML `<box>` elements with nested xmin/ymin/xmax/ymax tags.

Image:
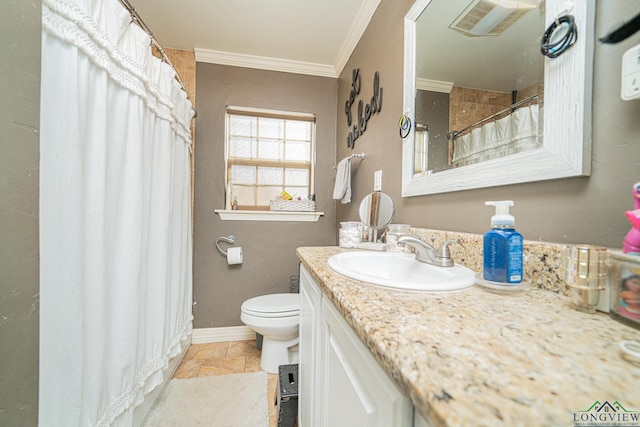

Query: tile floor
<box><xmin>173</xmin><ymin>340</ymin><xmax>280</xmax><ymax>427</ymax></box>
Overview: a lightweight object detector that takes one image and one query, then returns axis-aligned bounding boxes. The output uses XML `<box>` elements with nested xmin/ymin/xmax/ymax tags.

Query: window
<box><xmin>225</xmin><ymin>107</ymin><xmax>315</xmax><ymax>210</ymax></box>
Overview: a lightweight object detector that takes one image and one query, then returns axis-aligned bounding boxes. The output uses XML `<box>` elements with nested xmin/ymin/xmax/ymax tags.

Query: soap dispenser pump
<box><xmin>483</xmin><ymin>200</ymin><xmax>523</xmax><ymax>284</ymax></box>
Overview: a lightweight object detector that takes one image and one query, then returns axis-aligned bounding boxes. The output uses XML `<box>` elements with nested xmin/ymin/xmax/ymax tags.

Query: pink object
<box><xmin>623</xmin><ymin>182</ymin><xmax>640</xmax><ymax>254</ymax></box>
<box><xmin>627</xmin><ymin>209</ymin><xmax>640</xmax><ymax>229</ymax></box>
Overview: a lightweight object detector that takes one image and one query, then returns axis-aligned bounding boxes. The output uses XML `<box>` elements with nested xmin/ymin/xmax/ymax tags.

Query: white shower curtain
<box><xmin>452</xmin><ymin>104</ymin><xmax>540</xmax><ymax>167</ymax></box>
<box><xmin>39</xmin><ymin>0</ymin><xmax>194</xmax><ymax>425</ymax></box>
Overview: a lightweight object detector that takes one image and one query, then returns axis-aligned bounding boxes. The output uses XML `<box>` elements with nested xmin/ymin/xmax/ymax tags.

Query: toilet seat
<box><xmin>240</xmin><ymin>293</ymin><xmax>300</xmax><ymax>373</ymax></box>
<box><xmin>241</xmin><ymin>293</ymin><xmax>299</xmax><ymax>318</ymax></box>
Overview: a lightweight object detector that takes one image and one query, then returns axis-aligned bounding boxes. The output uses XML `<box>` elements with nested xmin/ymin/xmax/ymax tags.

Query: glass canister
<box><xmin>563</xmin><ymin>245</ymin><xmax>608</xmax><ymax>313</ymax></box>
<box><xmin>339</xmin><ymin>221</ymin><xmax>362</xmax><ymax>248</ymax></box>
<box><xmin>385</xmin><ymin>224</ymin><xmax>411</xmax><ymax>253</ymax></box>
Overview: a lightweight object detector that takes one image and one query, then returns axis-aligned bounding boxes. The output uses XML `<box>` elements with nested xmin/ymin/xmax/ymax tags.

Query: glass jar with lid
<box><xmin>386</xmin><ymin>224</ymin><xmax>411</xmax><ymax>253</ymax></box>
<box><xmin>339</xmin><ymin>221</ymin><xmax>362</xmax><ymax>248</ymax></box>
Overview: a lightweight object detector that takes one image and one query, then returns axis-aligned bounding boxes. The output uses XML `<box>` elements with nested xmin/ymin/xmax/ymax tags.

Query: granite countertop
<box><xmin>296</xmin><ymin>246</ymin><xmax>640</xmax><ymax>427</ymax></box>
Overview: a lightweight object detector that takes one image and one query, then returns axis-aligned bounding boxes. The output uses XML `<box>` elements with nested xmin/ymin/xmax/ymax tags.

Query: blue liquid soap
<box><xmin>483</xmin><ymin>201</ymin><xmax>523</xmax><ymax>284</ymax></box>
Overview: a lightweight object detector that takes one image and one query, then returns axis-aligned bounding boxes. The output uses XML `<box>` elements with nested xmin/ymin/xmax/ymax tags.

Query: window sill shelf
<box><xmin>214</xmin><ymin>209</ymin><xmax>324</xmax><ymax>222</ymax></box>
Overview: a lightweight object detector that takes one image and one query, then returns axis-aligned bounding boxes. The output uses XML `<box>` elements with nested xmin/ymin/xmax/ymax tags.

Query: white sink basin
<box><xmin>327</xmin><ymin>251</ymin><xmax>476</xmax><ymax>291</ymax></box>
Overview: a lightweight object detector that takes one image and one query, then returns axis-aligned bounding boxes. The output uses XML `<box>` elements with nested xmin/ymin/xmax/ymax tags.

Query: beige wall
<box><xmin>193</xmin><ymin>63</ymin><xmax>338</xmax><ymax>327</ymax></box>
<box><xmin>336</xmin><ymin>0</ymin><xmax>414</xmax><ymax>227</ymax></box>
<box><xmin>0</xmin><ymin>1</ymin><xmax>41</xmax><ymax>425</ymax></box>
<box><xmin>337</xmin><ymin>0</ymin><xmax>640</xmax><ymax>249</ymax></box>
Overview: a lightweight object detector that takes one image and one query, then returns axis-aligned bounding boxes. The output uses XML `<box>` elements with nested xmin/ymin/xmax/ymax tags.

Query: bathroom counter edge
<box><xmin>296</xmin><ymin>246</ymin><xmax>640</xmax><ymax>427</ymax></box>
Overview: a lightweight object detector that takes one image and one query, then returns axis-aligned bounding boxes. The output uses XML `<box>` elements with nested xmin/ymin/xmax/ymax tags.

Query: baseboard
<box><xmin>191</xmin><ymin>326</ymin><xmax>256</xmax><ymax>344</ymax></box>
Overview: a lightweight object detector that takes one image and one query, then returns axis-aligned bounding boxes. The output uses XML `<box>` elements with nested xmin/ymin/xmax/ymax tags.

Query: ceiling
<box><xmin>128</xmin><ymin>0</ymin><xmax>380</xmax><ymax>78</ymax></box>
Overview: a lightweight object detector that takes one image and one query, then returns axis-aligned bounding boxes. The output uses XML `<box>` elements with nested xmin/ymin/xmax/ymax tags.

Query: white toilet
<box><xmin>240</xmin><ymin>293</ymin><xmax>300</xmax><ymax>374</ymax></box>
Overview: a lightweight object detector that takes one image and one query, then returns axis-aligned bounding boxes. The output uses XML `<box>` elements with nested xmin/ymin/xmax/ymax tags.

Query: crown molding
<box><xmin>334</xmin><ymin>0</ymin><xmax>382</xmax><ymax>75</ymax></box>
<box><xmin>416</xmin><ymin>78</ymin><xmax>454</xmax><ymax>93</ymax></box>
<box><xmin>194</xmin><ymin>48</ymin><xmax>338</xmax><ymax>78</ymax></box>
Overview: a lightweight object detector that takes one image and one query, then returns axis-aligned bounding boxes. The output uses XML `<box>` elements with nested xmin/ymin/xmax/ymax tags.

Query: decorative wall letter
<box><xmin>345</xmin><ymin>70</ymin><xmax>383</xmax><ymax>149</ymax></box>
<box><xmin>345</xmin><ymin>68</ymin><xmax>360</xmax><ymax>127</ymax></box>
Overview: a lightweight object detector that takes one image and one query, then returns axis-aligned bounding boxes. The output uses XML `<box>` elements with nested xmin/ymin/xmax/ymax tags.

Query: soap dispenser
<box><xmin>483</xmin><ymin>200</ymin><xmax>523</xmax><ymax>284</ymax></box>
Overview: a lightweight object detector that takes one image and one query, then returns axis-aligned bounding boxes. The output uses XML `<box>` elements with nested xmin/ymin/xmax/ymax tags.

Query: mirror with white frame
<box><xmin>401</xmin><ymin>0</ymin><xmax>595</xmax><ymax>196</ymax></box>
<box><xmin>413</xmin><ymin>0</ymin><xmax>545</xmax><ymax>175</ymax></box>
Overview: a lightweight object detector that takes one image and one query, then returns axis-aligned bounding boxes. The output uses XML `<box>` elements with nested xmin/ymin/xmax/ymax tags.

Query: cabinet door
<box><xmin>414</xmin><ymin>409</ymin><xmax>432</xmax><ymax>427</ymax></box>
<box><xmin>321</xmin><ymin>298</ymin><xmax>413</xmax><ymax>427</ymax></box>
<box><xmin>299</xmin><ymin>265</ymin><xmax>322</xmax><ymax>427</ymax></box>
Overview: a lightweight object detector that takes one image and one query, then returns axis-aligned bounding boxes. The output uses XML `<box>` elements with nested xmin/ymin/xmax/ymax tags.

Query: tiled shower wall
<box><xmin>164</xmin><ymin>48</ymin><xmax>196</xmax><ymax>107</ymax></box>
<box><xmin>164</xmin><ymin>48</ymin><xmax>196</xmax><ymax>222</ymax></box>
<box><xmin>449</xmin><ymin>84</ymin><xmax>544</xmax><ymax>133</ymax></box>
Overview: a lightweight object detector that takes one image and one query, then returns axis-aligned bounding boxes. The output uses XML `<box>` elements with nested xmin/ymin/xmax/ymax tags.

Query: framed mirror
<box><xmin>402</xmin><ymin>0</ymin><xmax>595</xmax><ymax>196</ymax></box>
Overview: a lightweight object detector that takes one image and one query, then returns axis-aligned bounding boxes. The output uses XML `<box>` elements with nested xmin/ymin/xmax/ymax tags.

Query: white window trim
<box><xmin>221</xmin><ymin>106</ymin><xmax>318</xmax><ymax>219</ymax></box>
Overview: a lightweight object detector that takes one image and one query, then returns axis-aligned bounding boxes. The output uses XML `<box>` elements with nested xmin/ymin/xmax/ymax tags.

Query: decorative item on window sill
<box><xmin>269</xmin><ymin>200</ymin><xmax>316</xmax><ymax>212</ymax></box>
<box><xmin>269</xmin><ymin>191</ymin><xmax>316</xmax><ymax>212</ymax></box>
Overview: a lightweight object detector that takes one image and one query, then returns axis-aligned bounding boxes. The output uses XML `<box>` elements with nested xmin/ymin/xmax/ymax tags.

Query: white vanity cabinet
<box><xmin>299</xmin><ymin>264</ymin><xmax>323</xmax><ymax>426</ymax></box>
<box><xmin>299</xmin><ymin>265</ymin><xmax>415</xmax><ymax>427</ymax></box>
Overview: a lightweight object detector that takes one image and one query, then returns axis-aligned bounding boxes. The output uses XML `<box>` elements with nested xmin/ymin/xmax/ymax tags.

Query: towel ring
<box><xmin>216</xmin><ymin>235</ymin><xmax>235</xmax><ymax>256</ymax></box>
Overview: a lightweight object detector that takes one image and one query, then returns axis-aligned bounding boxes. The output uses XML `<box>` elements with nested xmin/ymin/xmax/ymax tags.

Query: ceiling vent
<box><xmin>450</xmin><ymin>0</ymin><xmax>539</xmax><ymax>37</ymax></box>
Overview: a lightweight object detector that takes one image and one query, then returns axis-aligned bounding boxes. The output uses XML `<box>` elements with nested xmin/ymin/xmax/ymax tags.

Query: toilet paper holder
<box><xmin>216</xmin><ymin>235</ymin><xmax>235</xmax><ymax>256</ymax></box>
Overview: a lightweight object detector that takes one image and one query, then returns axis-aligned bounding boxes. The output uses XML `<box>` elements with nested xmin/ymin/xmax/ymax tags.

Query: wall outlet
<box><xmin>622</xmin><ymin>43</ymin><xmax>640</xmax><ymax>100</ymax></box>
<box><xmin>373</xmin><ymin>170</ymin><xmax>382</xmax><ymax>191</ymax></box>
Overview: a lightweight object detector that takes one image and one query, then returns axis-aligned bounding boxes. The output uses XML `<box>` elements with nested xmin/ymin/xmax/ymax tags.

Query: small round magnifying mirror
<box><xmin>359</xmin><ymin>192</ymin><xmax>395</xmax><ymax>230</ymax></box>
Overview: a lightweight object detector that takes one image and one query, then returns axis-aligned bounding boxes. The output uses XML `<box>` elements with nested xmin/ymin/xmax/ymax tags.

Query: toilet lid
<box><xmin>242</xmin><ymin>293</ymin><xmax>300</xmax><ymax>316</ymax></box>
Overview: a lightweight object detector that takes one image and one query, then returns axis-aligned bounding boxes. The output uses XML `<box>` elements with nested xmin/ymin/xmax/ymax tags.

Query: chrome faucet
<box><xmin>396</xmin><ymin>235</ymin><xmax>459</xmax><ymax>267</ymax></box>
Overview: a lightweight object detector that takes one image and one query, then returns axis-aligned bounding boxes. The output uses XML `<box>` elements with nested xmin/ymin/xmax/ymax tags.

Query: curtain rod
<box><xmin>117</xmin><ymin>0</ymin><xmax>195</xmax><ymax>115</ymax></box>
<box><xmin>448</xmin><ymin>94</ymin><xmax>539</xmax><ymax>141</ymax></box>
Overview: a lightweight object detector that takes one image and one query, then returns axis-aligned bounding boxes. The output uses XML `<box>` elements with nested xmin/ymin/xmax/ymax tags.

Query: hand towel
<box><xmin>332</xmin><ymin>157</ymin><xmax>351</xmax><ymax>204</ymax></box>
